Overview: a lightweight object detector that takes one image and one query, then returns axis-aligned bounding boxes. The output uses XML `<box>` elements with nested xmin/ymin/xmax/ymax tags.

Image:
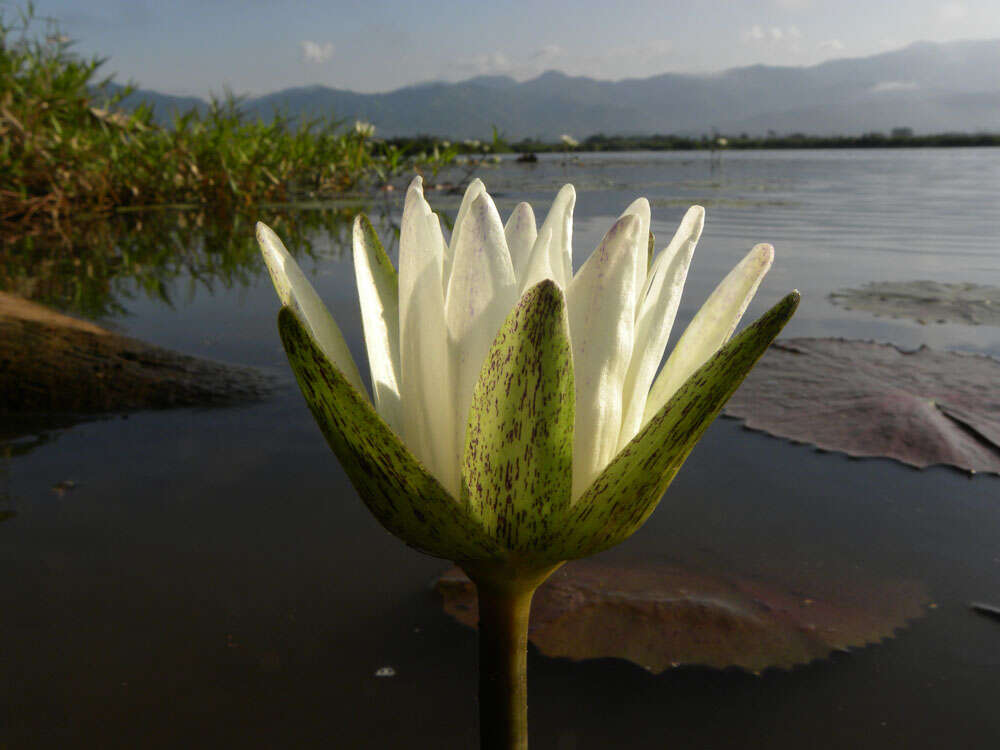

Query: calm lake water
<box><xmin>3</xmin><ymin>149</ymin><xmax>1000</xmax><ymax>748</ymax></box>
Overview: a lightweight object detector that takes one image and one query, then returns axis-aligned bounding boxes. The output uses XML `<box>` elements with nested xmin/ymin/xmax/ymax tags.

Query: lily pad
<box><xmin>829</xmin><ymin>281</ymin><xmax>1000</xmax><ymax>326</ymax></box>
<box><xmin>435</xmin><ymin>560</ymin><xmax>927</xmax><ymax>674</ymax></box>
<box><xmin>724</xmin><ymin>338</ymin><xmax>1000</xmax><ymax>474</ymax></box>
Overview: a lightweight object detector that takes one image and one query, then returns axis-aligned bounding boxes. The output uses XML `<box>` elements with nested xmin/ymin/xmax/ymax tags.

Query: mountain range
<box><xmin>116</xmin><ymin>39</ymin><xmax>1000</xmax><ymax>139</ymax></box>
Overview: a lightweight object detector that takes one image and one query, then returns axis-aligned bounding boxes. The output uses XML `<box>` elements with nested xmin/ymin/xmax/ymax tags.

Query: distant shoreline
<box><xmin>387</xmin><ymin>131</ymin><xmax>1000</xmax><ymax>155</ymax></box>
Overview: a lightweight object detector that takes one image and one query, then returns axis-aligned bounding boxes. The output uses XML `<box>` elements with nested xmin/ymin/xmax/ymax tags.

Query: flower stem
<box><xmin>476</xmin><ymin>582</ymin><xmax>533</xmax><ymax>750</ymax></box>
<box><xmin>463</xmin><ymin>563</ymin><xmax>562</xmax><ymax>750</ymax></box>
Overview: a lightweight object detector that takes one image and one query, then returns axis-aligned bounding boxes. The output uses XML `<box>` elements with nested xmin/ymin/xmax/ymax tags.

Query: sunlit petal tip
<box><xmin>604</xmin><ymin>212</ymin><xmax>641</xmax><ymax>246</ymax></box>
<box><xmin>622</xmin><ymin>196</ymin><xmax>650</xmax><ymax>220</ymax></box>
<box><xmin>683</xmin><ymin>204</ymin><xmax>706</xmax><ymax>232</ymax></box>
<box><xmin>255</xmin><ymin>221</ymin><xmax>293</xmax><ymax>298</ymax></box>
<box><xmin>750</xmin><ymin>242</ymin><xmax>775</xmax><ymax>265</ymax></box>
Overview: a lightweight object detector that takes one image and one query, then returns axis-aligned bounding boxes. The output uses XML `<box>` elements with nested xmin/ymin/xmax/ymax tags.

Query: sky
<box><xmin>14</xmin><ymin>0</ymin><xmax>1000</xmax><ymax>98</ymax></box>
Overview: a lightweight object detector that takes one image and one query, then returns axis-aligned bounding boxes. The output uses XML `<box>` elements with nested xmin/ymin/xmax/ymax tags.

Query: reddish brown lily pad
<box><xmin>724</xmin><ymin>338</ymin><xmax>1000</xmax><ymax>474</ymax></box>
<box><xmin>829</xmin><ymin>281</ymin><xmax>1000</xmax><ymax>326</ymax></box>
<box><xmin>435</xmin><ymin>561</ymin><xmax>927</xmax><ymax>674</ymax></box>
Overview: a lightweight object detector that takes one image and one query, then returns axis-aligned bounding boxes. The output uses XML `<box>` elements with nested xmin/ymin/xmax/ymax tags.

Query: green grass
<box><xmin>0</xmin><ymin>4</ymin><xmax>454</xmax><ymax>228</ymax></box>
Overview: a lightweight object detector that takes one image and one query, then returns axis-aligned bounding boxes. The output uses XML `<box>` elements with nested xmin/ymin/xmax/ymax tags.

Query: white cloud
<box><xmin>455</xmin><ymin>52</ymin><xmax>512</xmax><ymax>75</ymax></box>
<box><xmin>532</xmin><ymin>43</ymin><xmax>564</xmax><ymax>62</ymax></box>
<box><xmin>939</xmin><ymin>2</ymin><xmax>968</xmax><ymax>21</ymax></box>
<box><xmin>301</xmin><ymin>40</ymin><xmax>334</xmax><ymax>64</ymax></box>
<box><xmin>870</xmin><ymin>80</ymin><xmax>920</xmax><ymax>93</ymax></box>
<box><xmin>742</xmin><ymin>24</ymin><xmax>804</xmax><ymax>53</ymax></box>
<box><xmin>819</xmin><ymin>38</ymin><xmax>845</xmax><ymax>52</ymax></box>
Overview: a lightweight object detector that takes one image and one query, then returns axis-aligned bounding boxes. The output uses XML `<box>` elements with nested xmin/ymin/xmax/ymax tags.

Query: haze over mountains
<box><xmin>120</xmin><ymin>39</ymin><xmax>1000</xmax><ymax>139</ymax></box>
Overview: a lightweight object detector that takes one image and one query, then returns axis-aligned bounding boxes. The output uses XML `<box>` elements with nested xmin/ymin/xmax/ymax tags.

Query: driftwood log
<box><xmin>0</xmin><ymin>292</ymin><xmax>272</xmax><ymax>414</ymax></box>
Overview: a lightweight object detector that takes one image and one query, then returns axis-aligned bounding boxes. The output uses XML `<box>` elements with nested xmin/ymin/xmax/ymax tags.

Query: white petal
<box><xmin>445</xmin><ymin>191</ymin><xmax>519</xmax><ymax>462</ymax></box>
<box><xmin>256</xmin><ymin>221</ymin><xmax>367</xmax><ymax>397</ymax></box>
<box><xmin>504</xmin><ymin>202</ymin><xmax>537</xmax><ymax>281</ymax></box>
<box><xmin>643</xmin><ymin>242</ymin><xmax>774</xmax><ymax>424</ymax></box>
<box><xmin>519</xmin><ymin>184</ymin><xmax>575</xmax><ymax>292</ymax></box>
<box><xmin>447</xmin><ymin>178</ymin><xmax>486</xmax><ymax>285</ymax></box>
<box><xmin>617</xmin><ymin>206</ymin><xmax>704</xmax><ymax>450</ymax></box>
<box><xmin>352</xmin><ymin>215</ymin><xmax>403</xmax><ymax>436</ymax></box>
<box><xmin>398</xmin><ymin>178</ymin><xmax>459</xmax><ymax>495</ymax></box>
<box><xmin>619</xmin><ymin>197</ymin><xmax>651</xmax><ymax>309</ymax></box>
<box><xmin>566</xmin><ymin>214</ymin><xmax>641</xmax><ymax>501</ymax></box>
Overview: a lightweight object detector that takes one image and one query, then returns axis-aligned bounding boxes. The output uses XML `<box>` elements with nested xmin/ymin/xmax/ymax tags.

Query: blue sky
<box><xmin>16</xmin><ymin>0</ymin><xmax>1000</xmax><ymax>97</ymax></box>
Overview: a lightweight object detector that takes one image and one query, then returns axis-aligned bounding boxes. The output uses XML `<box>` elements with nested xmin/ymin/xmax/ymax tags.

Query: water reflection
<box><xmin>0</xmin><ymin>205</ymin><xmax>366</xmax><ymax>320</ymax></box>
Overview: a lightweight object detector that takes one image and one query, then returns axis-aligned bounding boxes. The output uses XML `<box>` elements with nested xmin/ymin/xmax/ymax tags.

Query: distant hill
<box><xmin>99</xmin><ymin>82</ymin><xmax>209</xmax><ymax>121</ymax></box>
<box><xmin>119</xmin><ymin>39</ymin><xmax>1000</xmax><ymax>138</ymax></box>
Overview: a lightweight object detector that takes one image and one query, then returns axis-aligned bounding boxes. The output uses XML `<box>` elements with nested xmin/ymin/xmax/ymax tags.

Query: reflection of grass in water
<box><xmin>0</xmin><ymin>205</ymin><xmax>369</xmax><ymax>320</ymax></box>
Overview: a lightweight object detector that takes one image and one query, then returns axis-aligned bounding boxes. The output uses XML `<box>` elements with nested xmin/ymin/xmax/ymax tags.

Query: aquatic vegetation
<box><xmin>725</xmin><ymin>338</ymin><xmax>1000</xmax><ymax>475</ymax></box>
<box><xmin>437</xmin><ymin>560</ymin><xmax>928</xmax><ymax>674</ymax></box>
<box><xmin>0</xmin><ymin>5</ymin><xmax>454</xmax><ymax>227</ymax></box>
<box><xmin>830</xmin><ymin>280</ymin><xmax>1000</xmax><ymax>327</ymax></box>
<box><xmin>257</xmin><ymin>177</ymin><xmax>797</xmax><ymax>748</ymax></box>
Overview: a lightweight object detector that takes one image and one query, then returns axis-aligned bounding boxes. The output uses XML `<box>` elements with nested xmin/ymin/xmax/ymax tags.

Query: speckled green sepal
<box><xmin>551</xmin><ymin>291</ymin><xmax>800</xmax><ymax>560</ymax></box>
<box><xmin>462</xmin><ymin>280</ymin><xmax>574</xmax><ymax>554</ymax></box>
<box><xmin>277</xmin><ymin>307</ymin><xmax>502</xmax><ymax>561</ymax></box>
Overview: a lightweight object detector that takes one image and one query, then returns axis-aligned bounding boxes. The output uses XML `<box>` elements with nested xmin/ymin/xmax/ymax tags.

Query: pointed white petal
<box><xmin>256</xmin><ymin>221</ymin><xmax>367</xmax><ymax>397</ymax></box>
<box><xmin>504</xmin><ymin>202</ymin><xmax>537</xmax><ymax>282</ymax></box>
<box><xmin>398</xmin><ymin>179</ymin><xmax>459</xmax><ymax>495</ymax></box>
<box><xmin>519</xmin><ymin>184</ymin><xmax>575</xmax><ymax>292</ymax></box>
<box><xmin>643</xmin><ymin>242</ymin><xmax>774</xmax><ymax>424</ymax></box>
<box><xmin>447</xmin><ymin>178</ymin><xmax>486</xmax><ymax>285</ymax></box>
<box><xmin>565</xmin><ymin>214</ymin><xmax>641</xmax><ymax>501</ymax></box>
<box><xmin>445</xmin><ymin>192</ymin><xmax>519</xmax><ymax>462</ymax></box>
<box><xmin>352</xmin><ymin>215</ymin><xmax>403</xmax><ymax>435</ymax></box>
<box><xmin>619</xmin><ymin>197</ymin><xmax>651</xmax><ymax>307</ymax></box>
<box><xmin>617</xmin><ymin>206</ymin><xmax>704</xmax><ymax>449</ymax></box>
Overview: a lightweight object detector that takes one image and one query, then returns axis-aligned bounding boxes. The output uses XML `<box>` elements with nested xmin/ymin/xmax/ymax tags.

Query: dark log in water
<box><xmin>0</xmin><ymin>292</ymin><xmax>272</xmax><ymax>413</ymax></box>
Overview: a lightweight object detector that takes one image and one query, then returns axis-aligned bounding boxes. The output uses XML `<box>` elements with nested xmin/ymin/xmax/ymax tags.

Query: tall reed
<box><xmin>0</xmin><ymin>4</ymin><xmax>452</xmax><ymax>228</ymax></box>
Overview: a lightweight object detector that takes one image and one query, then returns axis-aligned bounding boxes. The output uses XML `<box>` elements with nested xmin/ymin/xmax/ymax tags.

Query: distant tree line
<box><xmin>386</xmin><ymin>129</ymin><xmax>1000</xmax><ymax>155</ymax></box>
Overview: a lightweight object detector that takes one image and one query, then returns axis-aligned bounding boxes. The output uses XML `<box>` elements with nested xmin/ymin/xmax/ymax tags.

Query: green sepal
<box><xmin>462</xmin><ymin>280</ymin><xmax>574</xmax><ymax>555</ymax></box>
<box><xmin>278</xmin><ymin>306</ymin><xmax>502</xmax><ymax>561</ymax></box>
<box><xmin>551</xmin><ymin>291</ymin><xmax>801</xmax><ymax>560</ymax></box>
<box><xmin>647</xmin><ymin>230</ymin><xmax>655</xmax><ymax>270</ymax></box>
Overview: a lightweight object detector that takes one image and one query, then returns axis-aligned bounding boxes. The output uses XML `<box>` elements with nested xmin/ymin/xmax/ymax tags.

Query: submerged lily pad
<box><xmin>829</xmin><ymin>281</ymin><xmax>1000</xmax><ymax>326</ymax></box>
<box><xmin>725</xmin><ymin>338</ymin><xmax>1000</xmax><ymax>474</ymax></box>
<box><xmin>435</xmin><ymin>560</ymin><xmax>927</xmax><ymax>674</ymax></box>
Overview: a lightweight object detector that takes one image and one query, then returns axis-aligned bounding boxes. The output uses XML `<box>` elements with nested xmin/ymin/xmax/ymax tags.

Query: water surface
<box><xmin>3</xmin><ymin>149</ymin><xmax>1000</xmax><ymax>748</ymax></box>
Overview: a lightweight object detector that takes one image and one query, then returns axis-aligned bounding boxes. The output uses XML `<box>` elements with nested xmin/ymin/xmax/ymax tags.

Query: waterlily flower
<box><xmin>256</xmin><ymin>176</ymin><xmax>797</xmax><ymax>749</ymax></box>
<box><xmin>256</xmin><ymin>176</ymin><xmax>797</xmax><ymax>570</ymax></box>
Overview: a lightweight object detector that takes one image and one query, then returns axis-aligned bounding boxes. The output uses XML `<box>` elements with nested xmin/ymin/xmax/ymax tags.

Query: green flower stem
<box><xmin>464</xmin><ymin>563</ymin><xmax>563</xmax><ymax>750</ymax></box>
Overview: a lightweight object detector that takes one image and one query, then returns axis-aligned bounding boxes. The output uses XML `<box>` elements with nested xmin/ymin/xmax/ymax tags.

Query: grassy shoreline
<box><xmin>386</xmin><ymin>130</ymin><xmax>1000</xmax><ymax>157</ymax></box>
<box><xmin>0</xmin><ymin>6</ymin><xmax>456</xmax><ymax>229</ymax></box>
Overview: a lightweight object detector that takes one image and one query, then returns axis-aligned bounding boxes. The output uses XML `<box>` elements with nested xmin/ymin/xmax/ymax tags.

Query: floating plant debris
<box><xmin>829</xmin><ymin>281</ymin><xmax>1000</xmax><ymax>326</ymax></box>
<box><xmin>436</xmin><ymin>560</ymin><xmax>927</xmax><ymax>674</ymax></box>
<box><xmin>725</xmin><ymin>338</ymin><xmax>1000</xmax><ymax>474</ymax></box>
